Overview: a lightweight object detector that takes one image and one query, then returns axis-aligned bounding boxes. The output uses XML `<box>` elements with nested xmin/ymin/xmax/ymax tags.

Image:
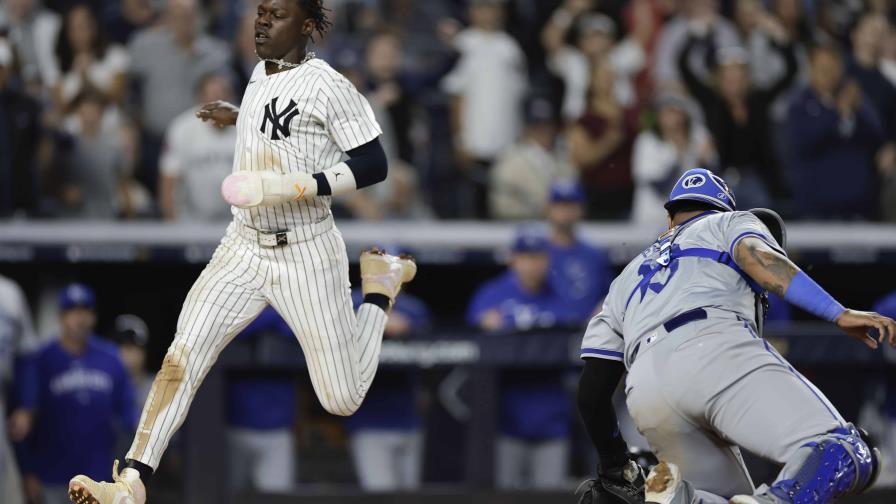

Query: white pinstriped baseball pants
<box><xmin>126</xmin><ymin>218</ymin><xmax>388</xmax><ymax>469</ymax></box>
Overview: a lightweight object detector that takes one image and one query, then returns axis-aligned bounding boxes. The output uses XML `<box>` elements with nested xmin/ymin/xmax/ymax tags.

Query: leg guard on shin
<box><xmin>766</xmin><ymin>423</ymin><xmax>879</xmax><ymax>503</ymax></box>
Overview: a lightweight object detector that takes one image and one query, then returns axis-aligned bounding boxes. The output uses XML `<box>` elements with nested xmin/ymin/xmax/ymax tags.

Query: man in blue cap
<box><xmin>545</xmin><ymin>179</ymin><xmax>614</xmax><ymax>324</ymax></box>
<box><xmin>574</xmin><ymin>168</ymin><xmax>893</xmax><ymax>504</ymax></box>
<box><xmin>15</xmin><ymin>284</ymin><xmax>137</xmax><ymax>504</ymax></box>
<box><xmin>467</xmin><ymin>228</ymin><xmax>577</xmax><ymax>489</ymax></box>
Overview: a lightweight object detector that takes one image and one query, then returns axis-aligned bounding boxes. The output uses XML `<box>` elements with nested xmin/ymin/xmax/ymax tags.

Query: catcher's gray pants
<box><xmin>350</xmin><ymin>430</ymin><xmax>422</xmax><ymax>491</ymax></box>
<box><xmin>127</xmin><ymin>220</ymin><xmax>389</xmax><ymax>469</ymax></box>
<box><xmin>228</xmin><ymin>428</ymin><xmax>295</xmax><ymax>492</ymax></box>
<box><xmin>0</xmin><ymin>431</ymin><xmax>24</xmax><ymax>504</ymax></box>
<box><xmin>495</xmin><ymin>436</ymin><xmax>569</xmax><ymax>490</ymax></box>
<box><xmin>625</xmin><ymin>309</ymin><xmax>845</xmax><ymax>500</ymax></box>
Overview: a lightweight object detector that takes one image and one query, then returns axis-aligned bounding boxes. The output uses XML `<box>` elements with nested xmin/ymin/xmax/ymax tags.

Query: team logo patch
<box><xmin>682</xmin><ymin>174</ymin><xmax>706</xmax><ymax>189</ymax></box>
<box><xmin>260</xmin><ymin>97</ymin><xmax>300</xmax><ymax>140</ymax></box>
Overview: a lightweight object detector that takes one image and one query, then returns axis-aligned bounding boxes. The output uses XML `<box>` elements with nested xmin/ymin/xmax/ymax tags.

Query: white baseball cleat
<box><xmin>69</xmin><ymin>460</ymin><xmax>146</xmax><ymax>504</ymax></box>
<box><xmin>645</xmin><ymin>462</ymin><xmax>686</xmax><ymax>504</ymax></box>
<box><xmin>360</xmin><ymin>247</ymin><xmax>417</xmax><ymax>307</ymax></box>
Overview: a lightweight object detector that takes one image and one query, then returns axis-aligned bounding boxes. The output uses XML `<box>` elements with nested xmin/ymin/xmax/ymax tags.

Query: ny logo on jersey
<box><xmin>260</xmin><ymin>97</ymin><xmax>300</xmax><ymax>140</ymax></box>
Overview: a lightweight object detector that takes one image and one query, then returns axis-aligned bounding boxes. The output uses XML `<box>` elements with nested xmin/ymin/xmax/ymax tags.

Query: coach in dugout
<box><xmin>15</xmin><ymin>284</ymin><xmax>137</xmax><ymax>504</ymax></box>
<box><xmin>467</xmin><ymin>228</ymin><xmax>578</xmax><ymax>490</ymax></box>
<box><xmin>545</xmin><ymin>180</ymin><xmax>614</xmax><ymax>323</ymax></box>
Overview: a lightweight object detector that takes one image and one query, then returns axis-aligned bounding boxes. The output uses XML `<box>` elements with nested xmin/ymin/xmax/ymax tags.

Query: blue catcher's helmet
<box><xmin>664</xmin><ymin>168</ymin><xmax>736</xmax><ymax>212</ymax></box>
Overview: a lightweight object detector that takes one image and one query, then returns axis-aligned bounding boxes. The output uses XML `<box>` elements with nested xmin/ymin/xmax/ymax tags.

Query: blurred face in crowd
<box><xmin>734</xmin><ymin>0</ymin><xmax>760</xmax><ymax>32</ymax></box>
<box><xmin>198</xmin><ymin>74</ymin><xmax>234</xmax><ymax>105</ymax></box>
<box><xmin>774</xmin><ymin>0</ymin><xmax>801</xmax><ymax>27</ymax></box>
<box><xmin>687</xmin><ymin>0</ymin><xmax>718</xmax><ymax>20</ymax></box>
<box><xmin>658</xmin><ymin>104</ymin><xmax>689</xmax><ymax>137</ymax></box>
<box><xmin>120</xmin><ymin>343</ymin><xmax>147</xmax><ymax>377</ymax></box>
<box><xmin>526</xmin><ymin>121</ymin><xmax>558</xmax><ymax>149</ymax></box>
<box><xmin>510</xmin><ymin>251</ymin><xmax>550</xmax><ymax>293</ymax></box>
<box><xmin>367</xmin><ymin>32</ymin><xmax>402</xmax><ymax>81</ymax></box>
<box><xmin>810</xmin><ymin>48</ymin><xmax>843</xmax><ymax>98</ymax></box>
<box><xmin>60</xmin><ymin>308</ymin><xmax>96</xmax><ymax>343</ymax></box>
<box><xmin>578</xmin><ymin>29</ymin><xmax>613</xmax><ymax>59</ymax></box>
<box><xmin>469</xmin><ymin>3</ymin><xmax>504</xmax><ymax>31</ymax></box>
<box><xmin>77</xmin><ymin>96</ymin><xmax>106</xmax><ymax>133</ymax></box>
<box><xmin>254</xmin><ymin>0</ymin><xmax>315</xmax><ymax>61</ymax></box>
<box><xmin>167</xmin><ymin>0</ymin><xmax>198</xmax><ymax>42</ymax></box>
<box><xmin>852</xmin><ymin>15</ymin><xmax>888</xmax><ymax>62</ymax></box>
<box><xmin>547</xmin><ymin>201</ymin><xmax>584</xmax><ymax>234</ymax></box>
<box><xmin>66</xmin><ymin>5</ymin><xmax>98</xmax><ymax>54</ymax></box>
<box><xmin>7</xmin><ymin>0</ymin><xmax>36</xmax><ymax>21</ymax></box>
<box><xmin>717</xmin><ymin>62</ymin><xmax>749</xmax><ymax>101</ymax></box>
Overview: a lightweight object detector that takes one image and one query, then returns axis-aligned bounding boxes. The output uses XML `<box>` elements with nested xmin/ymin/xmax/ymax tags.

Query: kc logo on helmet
<box><xmin>682</xmin><ymin>174</ymin><xmax>706</xmax><ymax>189</ymax></box>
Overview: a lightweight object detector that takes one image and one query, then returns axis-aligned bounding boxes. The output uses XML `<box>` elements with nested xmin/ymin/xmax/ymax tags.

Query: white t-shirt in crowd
<box><xmin>442</xmin><ymin>28</ymin><xmax>526</xmax><ymax>160</ymax></box>
<box><xmin>160</xmin><ymin>107</ymin><xmax>237</xmax><ymax>221</ymax></box>
<box><xmin>59</xmin><ymin>45</ymin><xmax>130</xmax><ymax>103</ymax></box>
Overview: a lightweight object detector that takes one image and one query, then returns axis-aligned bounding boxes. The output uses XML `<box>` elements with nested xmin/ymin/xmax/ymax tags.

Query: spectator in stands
<box><xmin>128</xmin><ymin>0</ymin><xmax>229</xmax><ymax>192</ymax></box>
<box><xmin>0</xmin><ymin>38</ymin><xmax>45</xmax><ymax>217</ymax></box>
<box><xmin>542</xmin><ymin>5</ymin><xmax>647</xmax><ymax>120</ymax></box>
<box><xmin>59</xmin><ymin>88</ymin><xmax>133</xmax><ymax>219</ymax></box>
<box><xmin>102</xmin><ymin>0</ymin><xmax>156</xmax><ymax>45</ymax></box>
<box><xmin>0</xmin><ymin>0</ymin><xmax>62</xmax><ymax>93</ymax></box>
<box><xmin>346</xmin><ymin>287</ymin><xmax>430</xmax><ymax>492</ymax></box>
<box><xmin>467</xmin><ymin>229</ymin><xmax>575</xmax><ymax>490</ymax></box>
<box><xmin>442</xmin><ymin>0</ymin><xmax>526</xmax><ymax>218</ymax></box>
<box><xmin>53</xmin><ymin>4</ymin><xmax>129</xmax><ymax>109</ymax></box>
<box><xmin>631</xmin><ymin>92</ymin><xmax>715</xmax><ymax>225</ymax></box>
<box><xmin>16</xmin><ymin>283</ymin><xmax>137</xmax><ymax>504</ymax></box>
<box><xmin>787</xmin><ymin>43</ymin><xmax>885</xmax><ymax>220</ymax></box>
<box><xmin>0</xmin><ymin>275</ymin><xmax>39</xmax><ymax>504</ymax></box>
<box><xmin>653</xmin><ymin>0</ymin><xmax>741</xmax><ymax>88</ymax></box>
<box><xmin>227</xmin><ymin>307</ymin><xmax>297</xmax><ymax>493</ymax></box>
<box><xmin>846</xmin><ymin>14</ymin><xmax>896</xmax><ymax>220</ymax></box>
<box><xmin>490</xmin><ymin>97</ymin><xmax>574</xmax><ymax>220</ymax></box>
<box><xmin>734</xmin><ymin>0</ymin><xmax>803</xmax><ymax>88</ymax></box>
<box><xmin>678</xmin><ymin>23</ymin><xmax>797</xmax><ymax>208</ymax></box>
<box><xmin>159</xmin><ymin>72</ymin><xmax>236</xmax><ymax>221</ymax></box>
<box><xmin>113</xmin><ymin>314</ymin><xmax>152</xmax><ymax>408</ymax></box>
<box><xmin>545</xmin><ymin>180</ymin><xmax>614</xmax><ymax>323</ymax></box>
<box><xmin>568</xmin><ymin>59</ymin><xmax>640</xmax><ymax>219</ymax></box>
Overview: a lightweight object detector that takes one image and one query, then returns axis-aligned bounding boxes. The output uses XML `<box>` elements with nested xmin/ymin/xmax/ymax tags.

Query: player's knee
<box><xmin>318</xmin><ymin>390</ymin><xmax>362</xmax><ymax>417</ymax></box>
<box><xmin>158</xmin><ymin>343</ymin><xmax>190</xmax><ymax>384</ymax></box>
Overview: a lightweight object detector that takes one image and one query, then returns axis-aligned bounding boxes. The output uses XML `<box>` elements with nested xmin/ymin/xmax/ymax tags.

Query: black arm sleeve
<box><xmin>312</xmin><ymin>137</ymin><xmax>388</xmax><ymax>195</ymax></box>
<box><xmin>578</xmin><ymin>358</ymin><xmax>630</xmax><ymax>470</ymax></box>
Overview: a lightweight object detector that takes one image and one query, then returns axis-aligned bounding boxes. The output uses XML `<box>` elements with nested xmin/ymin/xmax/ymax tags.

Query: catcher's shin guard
<box><xmin>758</xmin><ymin>423</ymin><xmax>878</xmax><ymax>503</ymax></box>
<box><xmin>576</xmin><ymin>459</ymin><xmax>646</xmax><ymax>504</ymax></box>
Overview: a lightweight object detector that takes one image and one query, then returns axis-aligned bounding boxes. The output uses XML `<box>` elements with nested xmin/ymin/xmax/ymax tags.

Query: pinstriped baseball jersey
<box><xmin>580</xmin><ymin>211</ymin><xmax>783</xmax><ymax>366</ymax></box>
<box><xmin>124</xmin><ymin>57</ymin><xmax>392</xmax><ymax>471</ymax></box>
<box><xmin>233</xmin><ymin>59</ymin><xmax>382</xmax><ymax>231</ymax></box>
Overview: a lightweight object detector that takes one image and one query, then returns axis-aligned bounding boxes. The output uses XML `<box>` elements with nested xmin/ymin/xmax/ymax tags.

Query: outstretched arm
<box><xmin>196</xmin><ymin>101</ymin><xmax>239</xmax><ymax>128</ymax></box>
<box><xmin>734</xmin><ymin>236</ymin><xmax>896</xmax><ymax>347</ymax></box>
<box><xmin>578</xmin><ymin>358</ymin><xmax>630</xmax><ymax>470</ymax></box>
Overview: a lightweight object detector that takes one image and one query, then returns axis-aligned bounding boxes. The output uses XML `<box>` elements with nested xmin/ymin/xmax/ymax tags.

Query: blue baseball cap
<box><xmin>664</xmin><ymin>168</ymin><xmax>736</xmax><ymax>212</ymax></box>
<box><xmin>59</xmin><ymin>283</ymin><xmax>96</xmax><ymax>311</ymax></box>
<box><xmin>511</xmin><ymin>228</ymin><xmax>550</xmax><ymax>253</ymax></box>
<box><xmin>549</xmin><ymin>179</ymin><xmax>586</xmax><ymax>204</ymax></box>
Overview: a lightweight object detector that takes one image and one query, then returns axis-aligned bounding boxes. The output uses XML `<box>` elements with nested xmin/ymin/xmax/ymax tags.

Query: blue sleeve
<box><xmin>14</xmin><ymin>353</ymin><xmax>39</xmax><ymax>410</ymax></box>
<box><xmin>873</xmin><ymin>292</ymin><xmax>896</xmax><ymax>319</ymax></box>
<box><xmin>312</xmin><ymin>138</ymin><xmax>388</xmax><ymax>194</ymax></box>
<box><xmin>395</xmin><ymin>295</ymin><xmax>432</xmax><ymax>332</ymax></box>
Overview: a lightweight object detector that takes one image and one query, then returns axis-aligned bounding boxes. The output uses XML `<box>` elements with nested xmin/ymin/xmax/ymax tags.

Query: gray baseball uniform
<box><xmin>581</xmin><ymin>211</ymin><xmax>846</xmax><ymax>501</ymax></box>
<box><xmin>126</xmin><ymin>58</ymin><xmax>390</xmax><ymax>470</ymax></box>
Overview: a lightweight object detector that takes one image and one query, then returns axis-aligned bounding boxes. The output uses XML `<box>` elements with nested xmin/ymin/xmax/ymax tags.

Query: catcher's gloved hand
<box><xmin>575</xmin><ymin>459</ymin><xmax>646</xmax><ymax>504</ymax></box>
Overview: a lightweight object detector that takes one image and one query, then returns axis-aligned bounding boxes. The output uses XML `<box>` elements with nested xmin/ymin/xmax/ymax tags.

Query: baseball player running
<box><xmin>574</xmin><ymin>168</ymin><xmax>895</xmax><ymax>504</ymax></box>
<box><xmin>68</xmin><ymin>1</ymin><xmax>415</xmax><ymax>503</ymax></box>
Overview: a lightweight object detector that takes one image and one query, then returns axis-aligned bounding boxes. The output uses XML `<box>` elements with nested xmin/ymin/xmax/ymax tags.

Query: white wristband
<box><xmin>321</xmin><ymin>162</ymin><xmax>357</xmax><ymax>196</ymax></box>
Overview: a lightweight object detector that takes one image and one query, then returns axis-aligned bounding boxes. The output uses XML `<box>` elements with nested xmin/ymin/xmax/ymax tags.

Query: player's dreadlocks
<box><xmin>298</xmin><ymin>0</ymin><xmax>332</xmax><ymax>40</ymax></box>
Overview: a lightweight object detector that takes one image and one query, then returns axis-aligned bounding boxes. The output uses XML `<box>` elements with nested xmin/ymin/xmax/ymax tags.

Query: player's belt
<box><xmin>662</xmin><ymin>307</ymin><xmax>708</xmax><ymax>333</ymax></box>
<box><xmin>238</xmin><ymin>215</ymin><xmax>334</xmax><ymax>247</ymax></box>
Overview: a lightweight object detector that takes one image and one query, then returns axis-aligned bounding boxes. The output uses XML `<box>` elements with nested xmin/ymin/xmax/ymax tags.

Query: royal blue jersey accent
<box><xmin>227</xmin><ymin>307</ymin><xmax>297</xmax><ymax>430</ymax></box>
<box><xmin>548</xmin><ymin>239</ymin><xmax>613</xmax><ymax>323</ymax></box>
<box><xmin>20</xmin><ymin>337</ymin><xmax>136</xmax><ymax>484</ymax></box>
<box><xmin>345</xmin><ymin>290</ymin><xmax>431</xmax><ymax>432</ymax></box>
<box><xmin>580</xmin><ymin>348</ymin><xmax>624</xmax><ymax>359</ymax></box>
<box><xmin>467</xmin><ymin>272</ymin><xmax>578</xmax><ymax>331</ymax></box>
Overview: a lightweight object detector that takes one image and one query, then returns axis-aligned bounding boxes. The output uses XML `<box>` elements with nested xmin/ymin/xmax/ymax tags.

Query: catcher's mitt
<box><xmin>575</xmin><ymin>460</ymin><xmax>646</xmax><ymax>504</ymax></box>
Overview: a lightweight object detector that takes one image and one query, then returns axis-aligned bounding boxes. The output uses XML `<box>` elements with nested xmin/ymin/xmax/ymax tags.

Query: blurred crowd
<box><xmin>1</xmin><ymin>0</ymin><xmax>896</xmax><ymax>223</ymax></box>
